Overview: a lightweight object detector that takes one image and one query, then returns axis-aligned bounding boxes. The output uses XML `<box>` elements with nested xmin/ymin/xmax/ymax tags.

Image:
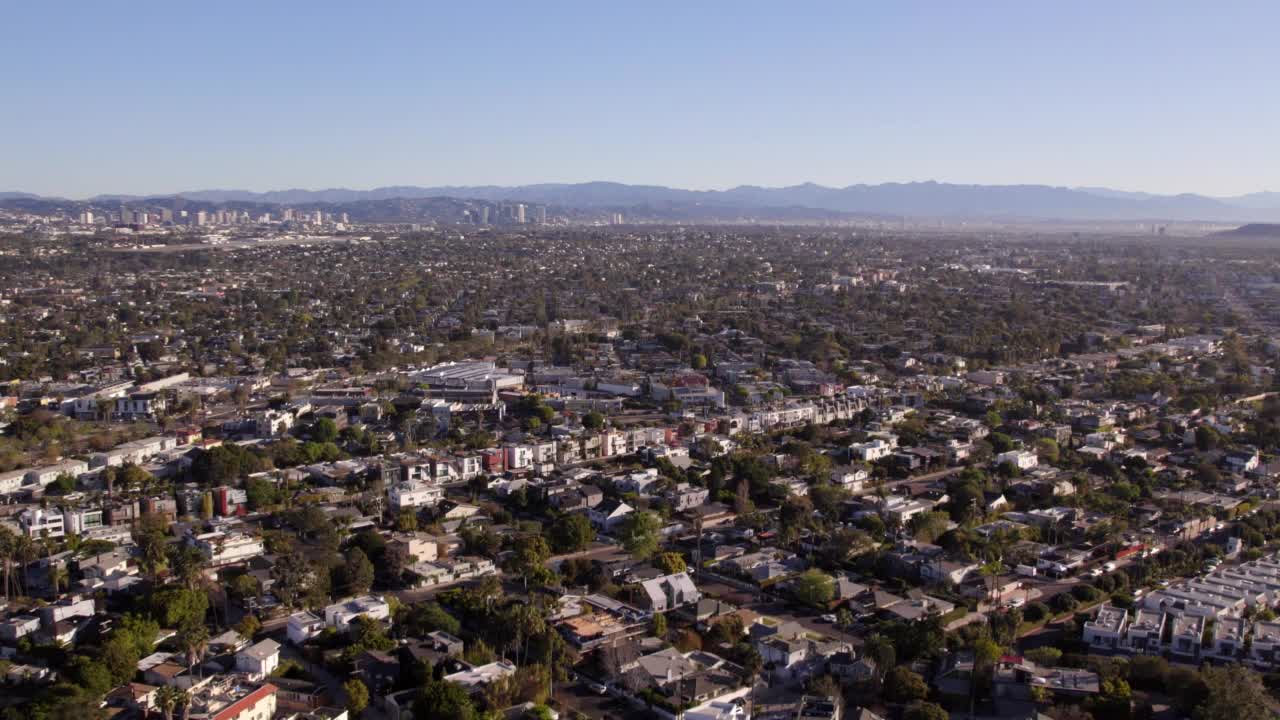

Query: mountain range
<box><xmin>6</xmin><ymin>181</ymin><xmax>1280</xmax><ymax>222</ymax></box>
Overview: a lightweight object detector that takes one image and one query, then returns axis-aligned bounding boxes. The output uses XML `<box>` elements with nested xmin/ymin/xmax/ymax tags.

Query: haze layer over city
<box><xmin>2</xmin><ymin>4</ymin><xmax>1280</xmax><ymax>720</ymax></box>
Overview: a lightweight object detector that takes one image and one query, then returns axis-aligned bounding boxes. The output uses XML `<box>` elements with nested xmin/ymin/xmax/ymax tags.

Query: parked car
<box><xmin>587</xmin><ymin>682</ymin><xmax>608</xmax><ymax>695</ymax></box>
<box><xmin>820</xmin><ymin>614</ymin><xmax>838</xmax><ymax>624</ymax></box>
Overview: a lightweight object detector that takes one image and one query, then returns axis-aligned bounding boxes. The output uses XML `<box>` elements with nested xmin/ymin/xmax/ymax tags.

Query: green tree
<box><xmin>886</xmin><ymin>666</ymin><xmax>930</xmax><ymax>703</ymax></box>
<box><xmin>1024</xmin><ymin>647</ymin><xmax>1062</xmax><ymax>667</ymax></box>
<box><xmin>1194</xmin><ymin>664</ymin><xmax>1270</xmax><ymax>720</ymax></box>
<box><xmin>245</xmin><ymin>478</ymin><xmax>281</xmax><ymax>510</ymax></box>
<box><xmin>618</xmin><ymin>511</ymin><xmax>661</xmax><ymax>560</ymax></box>
<box><xmin>151</xmin><ymin>586</ymin><xmax>209</xmax><ymax>630</ymax></box>
<box><xmin>582</xmin><ymin>411</ymin><xmax>605</xmax><ymax>431</ymax></box>
<box><xmin>235</xmin><ymin>614</ymin><xmax>261</xmax><ymax>640</ymax></box>
<box><xmin>314</xmin><ymin>417</ymin><xmax>339</xmax><ymax>444</ymax></box>
<box><xmin>793</xmin><ymin>569</ymin><xmax>835</xmax><ymax>607</ymax></box>
<box><xmin>413</xmin><ymin>677</ymin><xmax>477</xmax><ymax>720</ymax></box>
<box><xmin>512</xmin><ymin>535</ymin><xmax>552</xmax><ymax>589</ymax></box>
<box><xmin>1035</xmin><ymin>438</ymin><xmax>1060</xmax><ymax>464</ymax></box>
<box><xmin>341</xmin><ymin>547</ymin><xmax>376</xmax><ymax>595</ymax></box>
<box><xmin>653</xmin><ymin>552</ymin><xmax>687</xmax><ymax>575</ymax></box>
<box><xmin>344</xmin><ymin>678</ymin><xmax>370</xmax><ymax>718</ymax></box>
<box><xmin>396</xmin><ymin>508</ymin><xmax>419</xmax><ymax>532</ymax></box>
<box><xmin>548</xmin><ymin>513</ymin><xmax>595</xmax><ymax>553</ymax></box>
<box><xmin>910</xmin><ymin>511</ymin><xmax>951</xmax><ymax>543</ymax></box>
<box><xmin>653</xmin><ymin>612</ymin><xmax>667</xmax><ymax>638</ymax></box>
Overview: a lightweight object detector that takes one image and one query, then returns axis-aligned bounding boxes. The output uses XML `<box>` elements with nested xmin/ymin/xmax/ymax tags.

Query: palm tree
<box><xmin>980</xmin><ymin>559</ymin><xmax>1003</xmax><ymax>607</ymax></box>
<box><xmin>13</xmin><ymin>534</ymin><xmax>36</xmax><ymax>597</ymax></box>
<box><xmin>0</xmin><ymin>527</ymin><xmax>15</xmax><ymax>601</ymax></box>
<box><xmin>175</xmin><ymin>688</ymin><xmax>191</xmax><ymax>720</ymax></box>
<box><xmin>178</xmin><ymin>624</ymin><xmax>209</xmax><ymax>679</ymax></box>
<box><xmin>156</xmin><ymin>685</ymin><xmax>181</xmax><ymax>720</ymax></box>
<box><xmin>50</xmin><ymin>564</ymin><xmax>69</xmax><ymax>596</ymax></box>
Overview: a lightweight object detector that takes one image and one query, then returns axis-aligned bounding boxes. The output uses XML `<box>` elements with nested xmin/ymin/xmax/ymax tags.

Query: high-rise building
<box><xmin>194</xmin><ymin>211</ymin><xmax>208</xmax><ymax>226</ymax></box>
<box><xmin>533</xmin><ymin>206</ymin><xmax>547</xmax><ymax>224</ymax></box>
<box><xmin>282</xmin><ymin>208</ymin><xmax>295</xmax><ymax>222</ymax></box>
<box><xmin>480</xmin><ymin>207</ymin><xmax>490</xmax><ymax>224</ymax></box>
<box><xmin>515</xmin><ymin>203</ymin><xmax>526</xmax><ymax>224</ymax></box>
<box><xmin>340</xmin><ymin>212</ymin><xmax>349</xmax><ymax>224</ymax></box>
<box><xmin>78</xmin><ymin>211</ymin><xmax>94</xmax><ymax>224</ymax></box>
<box><xmin>160</xmin><ymin>208</ymin><xmax>174</xmax><ymax>223</ymax></box>
<box><xmin>312</xmin><ymin>210</ymin><xmax>323</xmax><ymax>224</ymax></box>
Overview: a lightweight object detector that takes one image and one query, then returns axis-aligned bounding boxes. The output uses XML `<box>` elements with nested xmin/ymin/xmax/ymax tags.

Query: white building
<box><xmin>443</xmin><ymin>660</ymin><xmax>517</xmax><ymax>690</ymax></box>
<box><xmin>995</xmin><ymin>450</ymin><xmax>1039</xmax><ymax>471</ymax></box>
<box><xmin>63</xmin><ymin>507</ymin><xmax>105</xmax><ymax>535</ymax></box>
<box><xmin>387</xmin><ymin>481</ymin><xmax>444</xmax><ymax>511</ymax></box>
<box><xmin>324</xmin><ymin>595</ymin><xmax>391</xmax><ymax>632</ymax></box>
<box><xmin>850</xmin><ymin>439</ymin><xmax>893</xmax><ymax>462</ymax></box>
<box><xmin>19</xmin><ymin>508</ymin><xmax>66</xmax><ymax>538</ymax></box>
<box><xmin>24</xmin><ymin>459</ymin><xmax>90</xmax><ymax>488</ymax></box>
<box><xmin>190</xmin><ymin>531</ymin><xmax>265</xmax><ymax>567</ymax></box>
<box><xmin>638</xmin><ymin>572</ymin><xmax>701</xmax><ymax>613</ymax></box>
<box><xmin>286</xmin><ymin>611</ymin><xmax>325</xmax><ymax>645</ymax></box>
<box><xmin>1083</xmin><ymin>605</ymin><xmax>1128</xmax><ymax>651</ymax></box>
<box><xmin>235</xmin><ymin>639</ymin><xmax>281</xmax><ymax>678</ymax></box>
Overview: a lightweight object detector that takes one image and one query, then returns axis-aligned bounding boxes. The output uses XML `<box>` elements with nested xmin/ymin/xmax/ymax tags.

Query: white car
<box><xmin>1007</xmin><ymin>597</ymin><xmax>1026</xmax><ymax>609</ymax></box>
<box><xmin>587</xmin><ymin>682</ymin><xmax>608</xmax><ymax>695</ymax></box>
<box><xmin>820</xmin><ymin>614</ymin><xmax>839</xmax><ymax>624</ymax></box>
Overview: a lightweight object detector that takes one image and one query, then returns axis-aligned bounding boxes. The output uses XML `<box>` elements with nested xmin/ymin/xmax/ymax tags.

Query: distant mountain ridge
<box><xmin>9</xmin><ymin>181</ymin><xmax>1280</xmax><ymax>222</ymax></box>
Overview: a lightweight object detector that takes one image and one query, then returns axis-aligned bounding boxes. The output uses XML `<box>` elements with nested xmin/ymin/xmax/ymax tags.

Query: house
<box><xmin>638</xmin><ymin>572</ymin><xmax>702</xmax><ymax>613</ymax></box>
<box><xmin>19</xmin><ymin>508</ymin><xmax>66</xmax><ymax>538</ymax></box>
<box><xmin>849</xmin><ymin>440</ymin><xmax>893</xmax><ymax>463</ymax></box>
<box><xmin>588</xmin><ymin>499</ymin><xmax>634</xmax><ymax>531</ymax></box>
<box><xmin>664</xmin><ymin>483</ymin><xmax>710</xmax><ymax>511</ymax></box>
<box><xmin>1250</xmin><ymin>621</ymin><xmax>1280</xmax><ymax>668</ymax></box>
<box><xmin>615</xmin><ymin>469</ymin><xmax>662</xmax><ymax>495</ymax></box>
<box><xmin>828</xmin><ymin>651</ymin><xmax>876</xmax><ymax>682</ymax></box>
<box><xmin>443</xmin><ymin>660</ymin><xmax>517</xmax><ymax>691</ymax></box>
<box><xmin>995</xmin><ymin>450</ymin><xmax>1038</xmax><ymax>471</ymax></box>
<box><xmin>287</xmin><ymin>611</ymin><xmax>325</xmax><ymax>645</ymax></box>
<box><xmin>190</xmin><ymin>531</ymin><xmax>264</xmax><ymax>567</ymax></box>
<box><xmin>751</xmin><ymin>620</ymin><xmax>850</xmax><ymax>682</ymax></box>
<box><xmin>39</xmin><ymin>595</ymin><xmax>96</xmax><ymax>626</ymax></box>
<box><xmin>1225</xmin><ymin>449</ymin><xmax>1261</xmax><ymax>474</ymax></box>
<box><xmin>920</xmin><ymin>559</ymin><xmax>980</xmax><ymax>586</ymax></box>
<box><xmin>1206</xmin><ymin>616</ymin><xmax>1247</xmax><ymax>661</ymax></box>
<box><xmin>235</xmin><ymin>639</ymin><xmax>281</xmax><ymax>678</ymax></box>
<box><xmin>0</xmin><ymin>615</ymin><xmax>41</xmax><ymax>642</ymax></box>
<box><xmin>1083</xmin><ymin>605</ymin><xmax>1128</xmax><ymax>651</ymax></box>
<box><xmin>1124</xmin><ymin>608</ymin><xmax>1166</xmax><ymax>654</ymax></box>
<box><xmin>387</xmin><ymin>481</ymin><xmax>444</xmax><ymax>511</ymax></box>
<box><xmin>795</xmin><ymin>695</ymin><xmax>842</xmax><ymax>720</ymax></box>
<box><xmin>1168</xmin><ymin>612</ymin><xmax>1205</xmax><ymax>659</ymax></box>
<box><xmin>189</xmin><ymin>680</ymin><xmax>278</xmax><ymax>720</ymax></box>
<box><xmin>829</xmin><ymin>466</ymin><xmax>868</xmax><ymax>492</ymax></box>
<box><xmin>324</xmin><ymin>596</ymin><xmax>391</xmax><ymax>632</ymax></box>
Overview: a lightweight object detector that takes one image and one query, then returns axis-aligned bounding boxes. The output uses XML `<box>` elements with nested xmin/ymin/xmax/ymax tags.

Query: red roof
<box><xmin>212</xmin><ymin>684</ymin><xmax>277</xmax><ymax>720</ymax></box>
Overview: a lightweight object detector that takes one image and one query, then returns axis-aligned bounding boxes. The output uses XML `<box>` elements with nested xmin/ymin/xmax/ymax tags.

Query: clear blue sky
<box><xmin>4</xmin><ymin>1</ymin><xmax>1277</xmax><ymax>198</ymax></box>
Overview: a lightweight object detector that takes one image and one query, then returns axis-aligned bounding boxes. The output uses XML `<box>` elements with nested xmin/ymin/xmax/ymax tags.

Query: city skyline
<box><xmin>4</xmin><ymin>1</ymin><xmax>1279</xmax><ymax>198</ymax></box>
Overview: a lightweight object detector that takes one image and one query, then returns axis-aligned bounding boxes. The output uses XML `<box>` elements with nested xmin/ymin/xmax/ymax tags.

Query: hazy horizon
<box><xmin>7</xmin><ymin>179</ymin><xmax>1280</xmax><ymax>204</ymax></box>
<box><xmin>4</xmin><ymin>1</ymin><xmax>1278</xmax><ymax>198</ymax></box>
